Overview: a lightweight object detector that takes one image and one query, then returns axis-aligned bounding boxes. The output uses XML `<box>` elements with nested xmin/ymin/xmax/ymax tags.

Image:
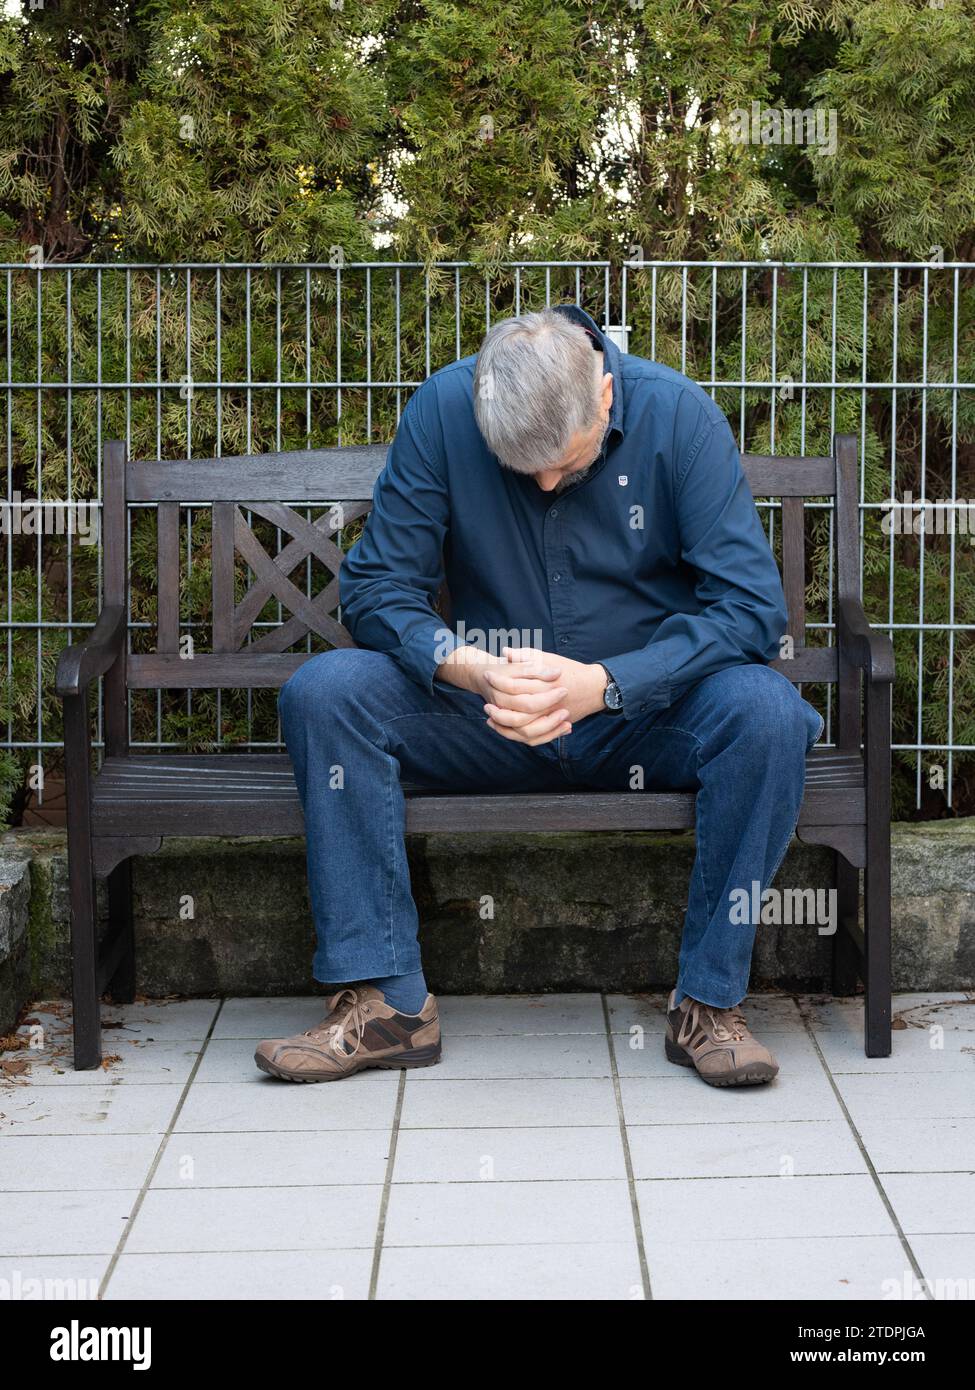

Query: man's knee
<box><xmin>278</xmin><ymin>648</ymin><xmax>386</xmax><ymax>728</ymax></box>
<box><xmin>718</xmin><ymin>665</ymin><xmax>812</xmax><ymax>753</ymax></box>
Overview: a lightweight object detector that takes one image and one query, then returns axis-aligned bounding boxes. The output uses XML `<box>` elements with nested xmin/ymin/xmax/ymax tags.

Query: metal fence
<box><xmin>2</xmin><ymin>259</ymin><xmax>972</xmax><ymax>810</ymax></box>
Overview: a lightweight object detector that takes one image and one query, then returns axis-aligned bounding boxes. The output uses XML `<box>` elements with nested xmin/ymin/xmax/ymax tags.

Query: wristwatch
<box><xmin>600</xmin><ymin>666</ymin><xmax>624</xmax><ymax>714</ymax></box>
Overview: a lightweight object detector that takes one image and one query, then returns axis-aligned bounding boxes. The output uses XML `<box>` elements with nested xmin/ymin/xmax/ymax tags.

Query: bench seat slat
<box><xmin>90</xmin><ymin>750</ymin><xmax>865</xmax><ymax>836</ymax></box>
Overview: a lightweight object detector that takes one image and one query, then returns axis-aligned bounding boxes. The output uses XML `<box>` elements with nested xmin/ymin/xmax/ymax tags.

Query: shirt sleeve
<box><xmin>339</xmin><ymin>389</ymin><xmax>461</xmax><ymax>692</ymax></box>
<box><xmin>599</xmin><ymin>410</ymin><xmax>788</xmax><ymax>717</ymax></box>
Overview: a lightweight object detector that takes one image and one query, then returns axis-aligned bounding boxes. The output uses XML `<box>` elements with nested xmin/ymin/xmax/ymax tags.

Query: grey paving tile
<box><xmin>174</xmin><ymin>1075</ymin><xmax>398</xmax><ymax>1133</ymax></box>
<box><xmin>614</xmin><ymin>1028</ymin><xmax>823</xmax><ymax>1079</ymax></box>
<box><xmin>4</xmin><ymin>1000</ymin><xmax>217</xmax><ymax>1060</ymax></box>
<box><xmin>832</xmin><ymin>1072</ymin><xmax>975</xmax><ymax>1122</ymax></box>
<box><xmin>627</xmin><ymin>1119</ymin><xmax>867</xmax><ymax>1181</ymax></box>
<box><xmin>646</xmin><ymin>1234</ymin><xmax>909</xmax><ymax>1300</ymax></box>
<box><xmin>909</xmin><ymin>1235</ymin><xmax>975</xmax><ymax>1299</ymax></box>
<box><xmin>410</xmin><ymin>1033</ymin><xmax>612</xmax><ymax>1081</ymax></box>
<box><xmin>393</xmin><ymin>1126</ymin><xmax>626</xmax><ymax>1184</ymax></box>
<box><xmin>125</xmin><ymin>1185</ymin><xmax>383</xmax><ymax>1253</ymax></box>
<box><xmin>211</xmin><ymin>997</ymin><xmax>328</xmax><ymax>1040</ymax></box>
<box><xmin>0</xmin><ymin>1189</ymin><xmax>139</xmax><ymax>1256</ymax></box>
<box><xmin>857</xmin><ymin>1118</ymin><xmax>975</xmax><ymax>1173</ymax></box>
<box><xmin>888</xmin><ymin>992</ymin><xmax>975</xmax><ymax>1012</ymax></box>
<box><xmin>216</xmin><ymin>994</ymin><xmax>610</xmax><ymax>1041</ymax></box>
<box><xmin>619</xmin><ymin>1069</ymin><xmax>844</xmax><ymax>1126</ymax></box>
<box><xmin>606</xmin><ymin>993</ymin><xmax>669</xmax><ymax>1034</ymax></box>
<box><xmin>398</xmin><ymin>1077</ymin><xmax>619</xmax><ymax>1129</ymax></box>
<box><xmin>881</xmin><ymin>1173</ymin><xmax>975</xmax><ymax>1235</ymax></box>
<box><xmin>0</xmin><ymin>1134</ymin><xmax>160</xmax><ymax>1191</ymax></box>
<box><xmin>98</xmin><ymin>1000</ymin><xmax>222</xmax><ymax>1041</ymax></box>
<box><xmin>607</xmin><ymin>992</ymin><xmax>804</xmax><ymax>1035</ymax></box>
<box><xmin>0</xmin><ymin>1254</ymin><xmax>107</xmax><ymax>1300</ymax></box>
<box><xmin>636</xmin><ymin>1174</ymin><xmax>895</xmax><ymax>1243</ymax></box>
<box><xmin>0</xmin><ymin>1084</ymin><xmax>183</xmax><ymax>1136</ymax></box>
<box><xmin>194</xmin><ymin>1033</ymin><xmax>615</xmax><ymax>1084</ymax></box>
<box><xmin>104</xmin><ymin>1249</ymin><xmax>373</xmax><ymax>1300</ymax></box>
<box><xmin>192</xmin><ymin>1038</ymin><xmax>282</xmax><ymax>1084</ymax></box>
<box><xmin>376</xmin><ymin>1242</ymin><xmax>643</xmax><ymax>1300</ymax></box>
<box><xmin>803</xmin><ymin>993</ymin><xmax>975</xmax><ymax>1034</ymax></box>
<box><xmin>150</xmin><ymin>1128</ymin><xmax>391</xmax><ymax>1188</ymax></box>
<box><xmin>437</xmin><ymin>994</ymin><xmax>605</xmax><ymax>1036</ymax></box>
<box><xmin>383</xmin><ymin>1178</ymin><xmax>633</xmax><ymax>1247</ymax></box>
<box><xmin>8</xmin><ymin>1039</ymin><xmax>203</xmax><ymax>1087</ymax></box>
<box><xmin>816</xmin><ymin>1026</ymin><xmax>975</xmax><ymax>1074</ymax></box>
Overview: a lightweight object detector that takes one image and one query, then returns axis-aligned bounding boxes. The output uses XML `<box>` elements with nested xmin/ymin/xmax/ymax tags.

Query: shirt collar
<box><xmin>549</xmin><ymin>302</ymin><xmax>625</xmax><ymax>442</ymax></box>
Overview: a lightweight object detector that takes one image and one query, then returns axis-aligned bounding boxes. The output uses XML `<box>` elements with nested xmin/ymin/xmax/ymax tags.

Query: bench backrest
<box><xmin>101</xmin><ymin>433</ymin><xmax>861</xmax><ymax>695</ymax></box>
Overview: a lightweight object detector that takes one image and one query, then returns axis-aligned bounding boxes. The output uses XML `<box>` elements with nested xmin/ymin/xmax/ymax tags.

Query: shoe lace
<box><xmin>310</xmin><ymin>987</ymin><xmax>370</xmax><ymax>1056</ymax></box>
<box><xmin>677</xmin><ymin>1000</ymin><xmax>748</xmax><ymax>1046</ymax></box>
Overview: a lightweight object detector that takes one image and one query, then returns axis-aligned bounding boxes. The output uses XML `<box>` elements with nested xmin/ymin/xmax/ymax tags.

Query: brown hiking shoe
<box><xmin>254</xmin><ymin>985</ymin><xmax>441</xmax><ymax>1082</ymax></box>
<box><xmin>665</xmin><ymin>990</ymin><xmax>779</xmax><ymax>1087</ymax></box>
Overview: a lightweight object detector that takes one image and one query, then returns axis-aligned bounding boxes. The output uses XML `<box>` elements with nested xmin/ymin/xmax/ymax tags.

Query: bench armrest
<box><xmin>55</xmin><ymin>605</ymin><xmax>126</xmax><ymax>698</ymax></box>
<box><xmin>837</xmin><ymin>597</ymin><xmax>895</xmax><ymax>684</ymax></box>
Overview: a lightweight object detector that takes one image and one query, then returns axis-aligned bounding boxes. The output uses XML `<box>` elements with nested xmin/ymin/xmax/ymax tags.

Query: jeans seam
<box><xmin>643</xmin><ymin>722</ymin><xmax>703</xmax><ymax>746</ymax></box>
<box><xmin>379</xmin><ymin>711</ymin><xmax>489</xmax><ymax>730</ymax></box>
<box><xmin>375</xmin><ymin>721</ymin><xmax>400</xmax><ymax>972</ymax></box>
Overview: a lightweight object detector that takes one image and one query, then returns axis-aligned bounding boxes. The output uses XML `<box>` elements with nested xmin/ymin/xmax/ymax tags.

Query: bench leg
<box><xmin>863</xmin><ymin>681</ymin><xmax>892</xmax><ymax>1059</ymax></box>
<box><xmin>63</xmin><ymin>693</ymin><xmax>102</xmax><ymax>1070</ymax></box>
<box><xmin>832</xmin><ymin>851</ymin><xmax>860</xmax><ymax>995</ymax></box>
<box><xmin>863</xmin><ymin>819</ymin><xmax>892</xmax><ymax>1058</ymax></box>
<box><xmin>106</xmin><ymin>858</ymin><xmax>136</xmax><ymax>1004</ymax></box>
<box><xmin>69</xmin><ymin>870</ymin><xmax>101</xmax><ymax>1070</ymax></box>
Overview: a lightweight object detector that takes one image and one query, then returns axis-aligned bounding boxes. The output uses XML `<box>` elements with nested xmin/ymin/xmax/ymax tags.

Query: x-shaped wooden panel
<box><xmin>220</xmin><ymin>501</ymin><xmax>370</xmax><ymax>653</ymax></box>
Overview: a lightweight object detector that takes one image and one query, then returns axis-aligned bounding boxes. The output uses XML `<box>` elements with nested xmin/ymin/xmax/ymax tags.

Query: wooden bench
<box><xmin>56</xmin><ymin>433</ymin><xmax>895</xmax><ymax>1068</ymax></box>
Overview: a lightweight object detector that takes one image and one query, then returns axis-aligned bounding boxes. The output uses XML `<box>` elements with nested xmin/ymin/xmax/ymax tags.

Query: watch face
<box><xmin>604</xmin><ymin>680</ymin><xmax>623</xmax><ymax>710</ymax></box>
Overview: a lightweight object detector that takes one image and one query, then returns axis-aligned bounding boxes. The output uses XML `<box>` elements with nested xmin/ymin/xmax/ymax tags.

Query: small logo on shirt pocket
<box><xmin>618</xmin><ymin>475</ymin><xmax>628</xmax><ymax>486</ymax></box>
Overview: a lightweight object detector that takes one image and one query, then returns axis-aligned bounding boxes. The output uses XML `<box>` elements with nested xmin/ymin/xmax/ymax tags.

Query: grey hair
<box><xmin>472</xmin><ymin>309</ymin><xmax>604</xmax><ymax>473</ymax></box>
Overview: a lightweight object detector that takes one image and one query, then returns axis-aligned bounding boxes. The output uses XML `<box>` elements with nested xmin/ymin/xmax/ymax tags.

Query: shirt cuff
<box><xmin>598</xmin><ymin>647</ymin><xmax>671</xmax><ymax>718</ymax></box>
<box><xmin>395</xmin><ymin>623</ymin><xmax>463</xmax><ymax>694</ymax></box>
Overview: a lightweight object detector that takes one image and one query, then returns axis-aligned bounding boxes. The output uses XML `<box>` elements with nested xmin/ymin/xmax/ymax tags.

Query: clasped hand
<box><xmin>477</xmin><ymin>646</ymin><xmax>608</xmax><ymax>746</ymax></box>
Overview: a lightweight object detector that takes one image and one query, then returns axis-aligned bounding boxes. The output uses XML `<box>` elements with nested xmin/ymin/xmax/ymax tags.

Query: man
<box><xmin>255</xmin><ymin>305</ymin><xmax>824</xmax><ymax>1089</ymax></box>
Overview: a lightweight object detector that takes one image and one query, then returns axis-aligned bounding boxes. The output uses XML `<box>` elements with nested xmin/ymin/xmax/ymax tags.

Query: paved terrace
<box><xmin>1</xmin><ymin>992</ymin><xmax>973</xmax><ymax>1301</ymax></box>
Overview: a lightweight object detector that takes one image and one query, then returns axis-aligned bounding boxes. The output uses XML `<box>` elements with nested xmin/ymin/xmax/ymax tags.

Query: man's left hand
<box><xmin>482</xmin><ymin>646</ymin><xmax>609</xmax><ymax>743</ymax></box>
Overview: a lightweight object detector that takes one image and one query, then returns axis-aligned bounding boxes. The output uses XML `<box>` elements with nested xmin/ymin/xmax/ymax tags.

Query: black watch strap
<box><xmin>600</xmin><ymin>665</ymin><xmax>624</xmax><ymax>713</ymax></box>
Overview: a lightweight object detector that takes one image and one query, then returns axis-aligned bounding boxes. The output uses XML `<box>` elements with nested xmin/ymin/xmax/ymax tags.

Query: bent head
<box><xmin>472</xmin><ymin>309</ymin><xmax>613</xmax><ymax>492</ymax></box>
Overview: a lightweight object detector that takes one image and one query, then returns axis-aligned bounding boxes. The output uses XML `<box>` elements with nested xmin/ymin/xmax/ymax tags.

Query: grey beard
<box><xmin>554</xmin><ymin>460</ymin><xmax>595</xmax><ymax>494</ymax></box>
<box><xmin>553</xmin><ymin>420</ymin><xmax>611</xmax><ymax>494</ymax></box>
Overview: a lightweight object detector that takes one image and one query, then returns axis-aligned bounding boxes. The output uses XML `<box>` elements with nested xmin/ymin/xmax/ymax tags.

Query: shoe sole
<box><xmin>255</xmin><ymin>1042</ymin><xmax>442</xmax><ymax>1083</ymax></box>
<box><xmin>664</xmin><ymin>1034</ymin><xmax>778</xmax><ymax>1086</ymax></box>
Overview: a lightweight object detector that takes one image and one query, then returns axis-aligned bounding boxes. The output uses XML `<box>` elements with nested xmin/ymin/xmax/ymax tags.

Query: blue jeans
<box><xmin>278</xmin><ymin>651</ymin><xmax>824</xmax><ymax>1009</ymax></box>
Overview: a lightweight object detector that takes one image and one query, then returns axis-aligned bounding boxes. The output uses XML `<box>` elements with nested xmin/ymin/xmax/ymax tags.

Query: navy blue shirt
<box><xmin>340</xmin><ymin>305</ymin><xmax>787</xmax><ymax>718</ymax></box>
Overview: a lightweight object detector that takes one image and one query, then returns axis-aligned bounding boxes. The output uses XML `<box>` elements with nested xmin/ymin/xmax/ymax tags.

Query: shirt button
<box><xmin>559</xmin><ymin>636</ymin><xmax>569</xmax><ymax>646</ymax></box>
<box><xmin>549</xmin><ymin>508</ymin><xmax>558</xmax><ymax>518</ymax></box>
<box><xmin>552</xmin><ymin>572</ymin><xmax>561</xmax><ymax>582</ymax></box>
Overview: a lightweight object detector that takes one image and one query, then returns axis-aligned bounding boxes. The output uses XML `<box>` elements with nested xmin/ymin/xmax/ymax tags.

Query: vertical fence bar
<box><xmin>34</xmin><ymin>263</ymin><xmax>43</xmax><ymax>788</ymax></box>
<box><xmin>946</xmin><ymin>268</ymin><xmax>959</xmax><ymax>805</ymax></box>
<box><xmin>5</xmin><ymin>270</ymin><xmax>12</xmax><ymax>753</ymax></box>
<box><xmin>65</xmin><ymin>268</ymin><xmax>73</xmax><ymax>681</ymax></box>
<box><xmin>916</xmin><ymin>268</ymin><xmax>930</xmax><ymax>806</ymax></box>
